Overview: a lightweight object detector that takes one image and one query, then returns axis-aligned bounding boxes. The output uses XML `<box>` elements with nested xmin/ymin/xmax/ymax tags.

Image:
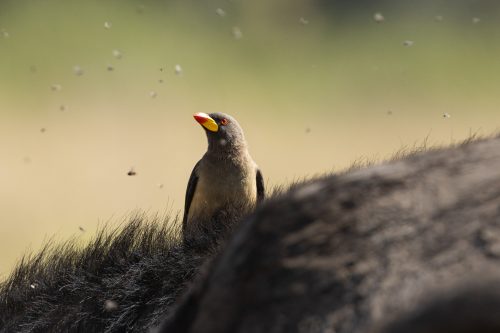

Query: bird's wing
<box><xmin>256</xmin><ymin>168</ymin><xmax>265</xmax><ymax>203</ymax></box>
<box><xmin>183</xmin><ymin>161</ymin><xmax>200</xmax><ymax>227</ymax></box>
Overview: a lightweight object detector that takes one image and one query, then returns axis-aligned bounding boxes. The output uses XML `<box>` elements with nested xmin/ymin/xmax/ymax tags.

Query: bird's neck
<box><xmin>207</xmin><ymin>139</ymin><xmax>247</xmax><ymax>156</ymax></box>
<box><xmin>206</xmin><ymin>141</ymin><xmax>249</xmax><ymax>162</ymax></box>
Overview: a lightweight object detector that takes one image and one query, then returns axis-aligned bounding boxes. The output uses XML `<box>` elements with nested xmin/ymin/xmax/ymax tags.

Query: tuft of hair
<box><xmin>0</xmin><ymin>213</ymin><xmax>208</xmax><ymax>332</ymax></box>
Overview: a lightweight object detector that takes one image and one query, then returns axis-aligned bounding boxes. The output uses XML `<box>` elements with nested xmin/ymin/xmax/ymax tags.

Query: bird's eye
<box><xmin>220</xmin><ymin>118</ymin><xmax>229</xmax><ymax>126</ymax></box>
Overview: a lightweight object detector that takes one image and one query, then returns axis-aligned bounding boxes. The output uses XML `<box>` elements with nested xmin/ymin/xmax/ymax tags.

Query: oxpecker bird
<box><xmin>183</xmin><ymin>112</ymin><xmax>264</xmax><ymax>242</ymax></box>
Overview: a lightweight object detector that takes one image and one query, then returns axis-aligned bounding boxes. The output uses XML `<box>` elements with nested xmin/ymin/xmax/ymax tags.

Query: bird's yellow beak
<box><xmin>193</xmin><ymin>113</ymin><xmax>219</xmax><ymax>132</ymax></box>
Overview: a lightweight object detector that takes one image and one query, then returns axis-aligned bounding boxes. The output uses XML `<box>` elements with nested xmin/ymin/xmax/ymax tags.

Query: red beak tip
<box><xmin>193</xmin><ymin>113</ymin><xmax>208</xmax><ymax>124</ymax></box>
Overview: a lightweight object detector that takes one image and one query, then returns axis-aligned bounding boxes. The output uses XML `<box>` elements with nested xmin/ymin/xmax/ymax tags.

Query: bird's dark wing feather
<box><xmin>256</xmin><ymin>168</ymin><xmax>265</xmax><ymax>203</ymax></box>
<box><xmin>183</xmin><ymin>161</ymin><xmax>200</xmax><ymax>228</ymax></box>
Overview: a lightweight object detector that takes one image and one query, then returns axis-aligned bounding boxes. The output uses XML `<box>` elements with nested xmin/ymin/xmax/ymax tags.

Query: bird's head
<box><xmin>193</xmin><ymin>112</ymin><xmax>246</xmax><ymax>152</ymax></box>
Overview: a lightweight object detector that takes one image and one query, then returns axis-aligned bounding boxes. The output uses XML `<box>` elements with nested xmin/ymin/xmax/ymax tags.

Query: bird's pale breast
<box><xmin>187</xmin><ymin>158</ymin><xmax>257</xmax><ymax>224</ymax></box>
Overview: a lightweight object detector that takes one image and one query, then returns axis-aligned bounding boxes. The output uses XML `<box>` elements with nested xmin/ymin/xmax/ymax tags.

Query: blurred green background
<box><xmin>1</xmin><ymin>0</ymin><xmax>500</xmax><ymax>278</ymax></box>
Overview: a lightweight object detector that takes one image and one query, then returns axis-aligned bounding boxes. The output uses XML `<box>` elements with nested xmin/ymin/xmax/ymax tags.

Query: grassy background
<box><xmin>1</xmin><ymin>0</ymin><xmax>500</xmax><ymax>277</ymax></box>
